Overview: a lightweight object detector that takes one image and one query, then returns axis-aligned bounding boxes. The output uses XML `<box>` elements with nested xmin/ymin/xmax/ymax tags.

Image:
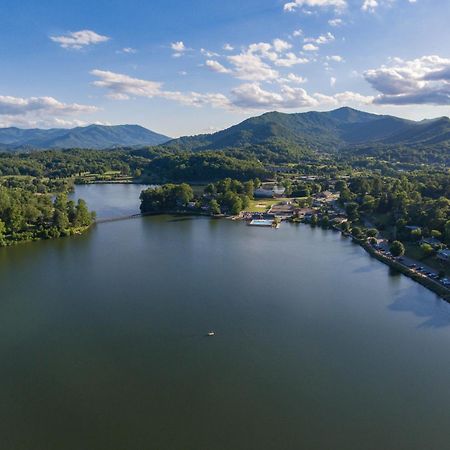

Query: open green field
<box><xmin>247</xmin><ymin>197</ymin><xmax>293</xmax><ymax>212</ymax></box>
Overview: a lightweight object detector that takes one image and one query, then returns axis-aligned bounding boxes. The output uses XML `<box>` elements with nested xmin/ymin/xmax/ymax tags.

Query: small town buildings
<box><xmin>268</xmin><ymin>202</ymin><xmax>295</xmax><ymax>218</ymax></box>
<box><xmin>420</xmin><ymin>237</ymin><xmax>443</xmax><ymax>248</ymax></box>
<box><xmin>254</xmin><ymin>186</ymin><xmax>286</xmax><ymax>198</ymax></box>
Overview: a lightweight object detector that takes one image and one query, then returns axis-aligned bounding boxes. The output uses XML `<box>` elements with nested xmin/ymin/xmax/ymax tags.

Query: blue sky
<box><xmin>1</xmin><ymin>0</ymin><xmax>450</xmax><ymax>137</ymax></box>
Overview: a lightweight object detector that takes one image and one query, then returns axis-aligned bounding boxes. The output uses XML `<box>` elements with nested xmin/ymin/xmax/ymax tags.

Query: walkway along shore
<box><xmin>359</xmin><ymin>239</ymin><xmax>450</xmax><ymax>302</ymax></box>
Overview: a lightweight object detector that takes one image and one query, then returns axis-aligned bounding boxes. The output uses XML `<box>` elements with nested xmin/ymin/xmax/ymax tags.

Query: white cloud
<box><xmin>272</xmin><ymin>39</ymin><xmax>292</xmax><ymax>52</ymax></box>
<box><xmin>275</xmin><ymin>53</ymin><xmax>309</xmax><ymax>67</ymax></box>
<box><xmin>313</xmin><ymin>91</ymin><xmax>374</xmax><ymax>105</ymax></box>
<box><xmin>330</xmin><ymin>76</ymin><xmax>337</xmax><ymax>87</ymax></box>
<box><xmin>228</xmin><ymin>52</ymin><xmax>280</xmax><ymax>81</ymax></box>
<box><xmin>292</xmin><ymin>29</ymin><xmax>304</xmax><ymax>37</ymax></box>
<box><xmin>205</xmin><ymin>60</ymin><xmax>231</xmax><ymax>74</ymax></box>
<box><xmin>362</xmin><ymin>0</ymin><xmax>379</xmax><ymax>12</ymax></box>
<box><xmin>91</xmin><ymin>69</ymin><xmax>231</xmax><ymax>109</ymax></box>
<box><xmin>91</xmin><ymin>70</ymin><xmax>163</xmax><ymax>99</ymax></box>
<box><xmin>303</xmin><ymin>43</ymin><xmax>319</xmax><ymax>51</ymax></box>
<box><xmin>171</xmin><ymin>41</ymin><xmax>190</xmax><ymax>57</ymax></box>
<box><xmin>280</xmin><ymin>73</ymin><xmax>308</xmax><ymax>84</ymax></box>
<box><xmin>0</xmin><ymin>95</ymin><xmax>98</xmax><ymax>127</ymax></box>
<box><xmin>117</xmin><ymin>47</ymin><xmax>137</xmax><ymax>54</ymax></box>
<box><xmin>328</xmin><ymin>18</ymin><xmax>344</xmax><ymax>26</ymax></box>
<box><xmin>201</xmin><ymin>48</ymin><xmax>220</xmax><ymax>57</ymax></box>
<box><xmin>364</xmin><ymin>55</ymin><xmax>450</xmax><ymax>105</ymax></box>
<box><xmin>362</xmin><ymin>0</ymin><xmax>416</xmax><ymax>13</ymax></box>
<box><xmin>284</xmin><ymin>0</ymin><xmax>347</xmax><ymax>13</ymax></box>
<box><xmin>326</xmin><ymin>55</ymin><xmax>344</xmax><ymax>62</ymax></box>
<box><xmin>50</xmin><ymin>30</ymin><xmax>110</xmax><ymax>49</ymax></box>
<box><xmin>231</xmin><ymin>82</ymin><xmax>373</xmax><ymax>110</ymax></box>
<box><xmin>305</xmin><ymin>32</ymin><xmax>335</xmax><ymax>45</ymax></box>
<box><xmin>232</xmin><ymin>82</ymin><xmax>318</xmax><ymax>109</ymax></box>
<box><xmin>223</xmin><ymin>39</ymin><xmax>309</xmax><ymax>81</ymax></box>
<box><xmin>223</xmin><ymin>43</ymin><xmax>234</xmax><ymax>51</ymax></box>
<box><xmin>90</xmin><ymin>67</ymin><xmax>379</xmax><ymax>114</ymax></box>
<box><xmin>171</xmin><ymin>41</ymin><xmax>186</xmax><ymax>52</ymax></box>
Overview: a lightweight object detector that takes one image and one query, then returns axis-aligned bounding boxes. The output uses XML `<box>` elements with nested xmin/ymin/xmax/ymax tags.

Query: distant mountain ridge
<box><xmin>0</xmin><ymin>124</ymin><xmax>171</xmax><ymax>150</ymax></box>
<box><xmin>162</xmin><ymin>108</ymin><xmax>450</xmax><ymax>154</ymax></box>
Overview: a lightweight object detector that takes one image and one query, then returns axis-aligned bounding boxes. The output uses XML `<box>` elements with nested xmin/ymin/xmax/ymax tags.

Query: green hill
<box><xmin>0</xmin><ymin>124</ymin><xmax>171</xmax><ymax>150</ymax></box>
<box><xmin>162</xmin><ymin>107</ymin><xmax>450</xmax><ymax>164</ymax></box>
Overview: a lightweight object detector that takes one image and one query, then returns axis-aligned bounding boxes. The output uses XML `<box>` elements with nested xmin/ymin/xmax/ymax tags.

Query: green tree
<box><xmin>390</xmin><ymin>241</ymin><xmax>405</xmax><ymax>257</ymax></box>
<box><xmin>75</xmin><ymin>199</ymin><xmax>93</xmax><ymax>227</ymax></box>
<box><xmin>0</xmin><ymin>219</ymin><xmax>6</xmax><ymax>245</ymax></box>
<box><xmin>431</xmin><ymin>230</ymin><xmax>442</xmax><ymax>239</ymax></box>
<box><xmin>351</xmin><ymin>226</ymin><xmax>363</xmax><ymax>239</ymax></box>
<box><xmin>209</xmin><ymin>199</ymin><xmax>221</xmax><ymax>215</ymax></box>
<box><xmin>243</xmin><ymin>180</ymin><xmax>255</xmax><ymax>198</ymax></box>
<box><xmin>420</xmin><ymin>243</ymin><xmax>434</xmax><ymax>256</ymax></box>
<box><xmin>230</xmin><ymin>196</ymin><xmax>243</xmax><ymax>215</ymax></box>
<box><xmin>345</xmin><ymin>202</ymin><xmax>359</xmax><ymax>221</ymax></box>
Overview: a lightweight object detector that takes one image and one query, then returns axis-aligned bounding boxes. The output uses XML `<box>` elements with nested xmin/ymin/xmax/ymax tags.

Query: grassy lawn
<box><xmin>247</xmin><ymin>197</ymin><xmax>293</xmax><ymax>212</ymax></box>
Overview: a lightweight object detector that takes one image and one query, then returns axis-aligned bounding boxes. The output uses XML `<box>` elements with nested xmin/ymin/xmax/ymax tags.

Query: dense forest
<box><xmin>0</xmin><ymin>180</ymin><xmax>95</xmax><ymax>246</ymax></box>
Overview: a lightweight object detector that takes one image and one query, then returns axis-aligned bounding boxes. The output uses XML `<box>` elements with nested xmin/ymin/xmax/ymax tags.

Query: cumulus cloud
<box><xmin>201</xmin><ymin>48</ymin><xmax>220</xmax><ymax>57</ymax></box>
<box><xmin>231</xmin><ymin>82</ymin><xmax>373</xmax><ymax>110</ymax></box>
<box><xmin>91</xmin><ymin>70</ymin><xmax>163</xmax><ymax>99</ymax></box>
<box><xmin>284</xmin><ymin>0</ymin><xmax>347</xmax><ymax>12</ymax></box>
<box><xmin>326</xmin><ymin>55</ymin><xmax>344</xmax><ymax>62</ymax></box>
<box><xmin>0</xmin><ymin>95</ymin><xmax>97</xmax><ymax>116</ymax></box>
<box><xmin>303</xmin><ymin>43</ymin><xmax>319</xmax><ymax>51</ymax></box>
<box><xmin>362</xmin><ymin>0</ymin><xmax>416</xmax><ymax>13</ymax></box>
<box><xmin>232</xmin><ymin>82</ymin><xmax>318</xmax><ymax>109</ymax></box>
<box><xmin>171</xmin><ymin>41</ymin><xmax>190</xmax><ymax>57</ymax></box>
<box><xmin>205</xmin><ymin>60</ymin><xmax>231</xmax><ymax>74</ymax></box>
<box><xmin>118</xmin><ymin>47</ymin><xmax>137</xmax><ymax>54</ymax></box>
<box><xmin>305</xmin><ymin>32</ymin><xmax>335</xmax><ymax>45</ymax></box>
<box><xmin>328</xmin><ymin>18</ymin><xmax>344</xmax><ymax>26</ymax></box>
<box><xmin>313</xmin><ymin>91</ymin><xmax>374</xmax><ymax>105</ymax></box>
<box><xmin>223</xmin><ymin>43</ymin><xmax>234</xmax><ymax>51</ymax></box>
<box><xmin>227</xmin><ymin>52</ymin><xmax>280</xmax><ymax>81</ymax></box>
<box><xmin>91</xmin><ymin>69</ymin><xmax>231</xmax><ymax>109</ymax></box>
<box><xmin>222</xmin><ymin>40</ymin><xmax>309</xmax><ymax>80</ymax></box>
<box><xmin>364</xmin><ymin>55</ymin><xmax>450</xmax><ymax>105</ymax></box>
<box><xmin>50</xmin><ymin>30</ymin><xmax>110</xmax><ymax>49</ymax></box>
<box><xmin>362</xmin><ymin>0</ymin><xmax>379</xmax><ymax>12</ymax></box>
<box><xmin>273</xmin><ymin>39</ymin><xmax>292</xmax><ymax>53</ymax></box>
<box><xmin>278</xmin><ymin>73</ymin><xmax>308</xmax><ymax>84</ymax></box>
<box><xmin>0</xmin><ymin>95</ymin><xmax>98</xmax><ymax>127</ymax></box>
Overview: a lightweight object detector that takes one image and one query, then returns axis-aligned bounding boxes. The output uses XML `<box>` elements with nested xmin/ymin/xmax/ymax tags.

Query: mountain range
<box><xmin>163</xmin><ymin>107</ymin><xmax>450</xmax><ymax>154</ymax></box>
<box><xmin>0</xmin><ymin>124</ymin><xmax>171</xmax><ymax>151</ymax></box>
<box><xmin>1</xmin><ymin>108</ymin><xmax>449</xmax><ymax>164</ymax></box>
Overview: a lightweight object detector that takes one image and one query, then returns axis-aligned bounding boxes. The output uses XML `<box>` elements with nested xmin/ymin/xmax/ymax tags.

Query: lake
<box><xmin>1</xmin><ymin>184</ymin><xmax>450</xmax><ymax>450</ymax></box>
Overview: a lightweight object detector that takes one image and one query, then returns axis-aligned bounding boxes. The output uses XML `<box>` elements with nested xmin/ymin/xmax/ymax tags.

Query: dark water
<box><xmin>69</xmin><ymin>183</ymin><xmax>150</xmax><ymax>219</ymax></box>
<box><xmin>1</xmin><ymin>185</ymin><xmax>450</xmax><ymax>450</ymax></box>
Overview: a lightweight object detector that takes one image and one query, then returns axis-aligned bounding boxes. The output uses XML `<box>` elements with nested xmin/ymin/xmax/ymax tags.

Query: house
<box><xmin>254</xmin><ymin>186</ymin><xmax>286</xmax><ymax>198</ymax></box>
<box><xmin>268</xmin><ymin>203</ymin><xmax>295</xmax><ymax>218</ymax></box>
<box><xmin>420</xmin><ymin>237</ymin><xmax>442</xmax><ymax>248</ymax></box>
<box><xmin>294</xmin><ymin>207</ymin><xmax>315</xmax><ymax>219</ymax></box>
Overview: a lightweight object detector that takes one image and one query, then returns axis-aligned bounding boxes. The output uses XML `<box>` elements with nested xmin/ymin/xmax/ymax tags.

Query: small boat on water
<box><xmin>207</xmin><ymin>331</ymin><xmax>215</xmax><ymax>337</ymax></box>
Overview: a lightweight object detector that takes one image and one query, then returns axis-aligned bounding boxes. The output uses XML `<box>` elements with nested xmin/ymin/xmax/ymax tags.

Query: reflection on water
<box><xmin>1</xmin><ymin>184</ymin><xmax>450</xmax><ymax>450</ymax></box>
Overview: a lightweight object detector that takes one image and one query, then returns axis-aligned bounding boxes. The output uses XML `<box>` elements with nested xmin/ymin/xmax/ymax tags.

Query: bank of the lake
<box><xmin>1</xmin><ymin>184</ymin><xmax>450</xmax><ymax>450</ymax></box>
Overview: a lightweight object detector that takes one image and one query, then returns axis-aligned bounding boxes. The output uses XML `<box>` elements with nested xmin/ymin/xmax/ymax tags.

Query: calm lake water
<box><xmin>1</xmin><ymin>184</ymin><xmax>450</xmax><ymax>450</ymax></box>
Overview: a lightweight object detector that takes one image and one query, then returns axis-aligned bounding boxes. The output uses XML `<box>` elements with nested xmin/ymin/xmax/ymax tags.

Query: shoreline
<box><xmin>359</xmin><ymin>240</ymin><xmax>450</xmax><ymax>302</ymax></box>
